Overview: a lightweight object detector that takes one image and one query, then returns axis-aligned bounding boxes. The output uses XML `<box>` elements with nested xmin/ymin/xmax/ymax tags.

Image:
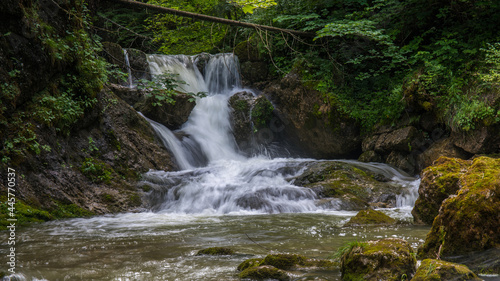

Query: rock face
<box><xmin>340</xmin><ymin>238</ymin><xmax>417</xmax><ymax>281</ymax></box>
<box><xmin>452</xmin><ymin>125</ymin><xmax>500</xmax><ymax>154</ymax></box>
<box><xmin>412</xmin><ymin>157</ymin><xmax>469</xmax><ymax>225</ymax></box>
<box><xmin>417</xmin><ymin>157</ymin><xmax>500</xmax><ymax>265</ymax></box>
<box><xmin>344</xmin><ymin>209</ymin><xmax>397</xmax><ymax>226</ymax></box>
<box><xmin>12</xmin><ymin>90</ymin><xmax>175</xmax><ymax>215</ymax></box>
<box><xmin>264</xmin><ymin>71</ymin><xmax>362</xmax><ymax>159</ymax></box>
<box><xmin>292</xmin><ymin>161</ymin><xmax>406</xmax><ymax>210</ymax></box>
<box><xmin>411</xmin><ymin>259</ymin><xmax>481</xmax><ymax>281</ymax></box>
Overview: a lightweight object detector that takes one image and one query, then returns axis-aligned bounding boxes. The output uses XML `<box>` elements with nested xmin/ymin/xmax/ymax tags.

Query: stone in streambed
<box><xmin>239</xmin><ymin>265</ymin><xmax>290</xmax><ymax>281</ymax></box>
<box><xmin>411</xmin><ymin>259</ymin><xmax>481</xmax><ymax>281</ymax></box>
<box><xmin>340</xmin><ymin>238</ymin><xmax>417</xmax><ymax>281</ymax></box>
<box><xmin>344</xmin><ymin>209</ymin><xmax>396</xmax><ymax>227</ymax></box>
<box><xmin>196</xmin><ymin>247</ymin><xmax>234</xmax><ymax>256</ymax></box>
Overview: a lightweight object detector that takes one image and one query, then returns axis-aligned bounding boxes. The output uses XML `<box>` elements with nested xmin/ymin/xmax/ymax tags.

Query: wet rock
<box><xmin>374</xmin><ymin>126</ymin><xmax>424</xmax><ymax>153</ymax></box>
<box><xmin>239</xmin><ymin>265</ymin><xmax>290</xmax><ymax>281</ymax></box>
<box><xmin>411</xmin><ymin>259</ymin><xmax>481</xmax><ymax>281</ymax></box>
<box><xmin>412</xmin><ymin>157</ymin><xmax>468</xmax><ymax>225</ymax></box>
<box><xmin>124</xmin><ymin>48</ymin><xmax>151</xmax><ymax>82</ymax></box>
<box><xmin>228</xmin><ymin>91</ymin><xmax>254</xmax><ymax>148</ymax></box>
<box><xmin>344</xmin><ymin>209</ymin><xmax>396</xmax><ymax>227</ymax></box>
<box><xmin>134</xmin><ymin>93</ymin><xmax>195</xmax><ymax>130</ymax></box>
<box><xmin>196</xmin><ymin>247</ymin><xmax>234</xmax><ymax>256</ymax></box>
<box><xmin>292</xmin><ymin>161</ymin><xmax>405</xmax><ymax>210</ymax></box>
<box><xmin>417</xmin><ymin>157</ymin><xmax>500</xmax><ymax>269</ymax></box>
<box><xmin>340</xmin><ymin>238</ymin><xmax>417</xmax><ymax>281</ymax></box>
<box><xmin>264</xmin><ymin>71</ymin><xmax>361</xmax><ymax>159</ymax></box>
<box><xmin>386</xmin><ymin>151</ymin><xmax>417</xmax><ymax>175</ymax></box>
<box><xmin>416</xmin><ymin>138</ymin><xmax>470</xmax><ymax>171</ymax></box>
<box><xmin>259</xmin><ymin>253</ymin><xmax>335</xmax><ymax>270</ymax></box>
<box><xmin>358</xmin><ymin>150</ymin><xmax>383</xmax><ymax>163</ymax></box>
<box><xmin>238</xmin><ymin>258</ymin><xmax>263</xmax><ymax>271</ymax></box>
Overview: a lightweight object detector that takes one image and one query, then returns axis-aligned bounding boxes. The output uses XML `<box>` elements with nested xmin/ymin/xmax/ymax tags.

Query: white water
<box><xmin>141</xmin><ymin>53</ymin><xmax>421</xmax><ymax>215</ymax></box>
<box><xmin>123</xmin><ymin>49</ymin><xmax>134</xmax><ymax>88</ymax></box>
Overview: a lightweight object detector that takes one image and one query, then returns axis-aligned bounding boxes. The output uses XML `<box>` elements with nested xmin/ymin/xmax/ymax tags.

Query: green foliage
<box><xmin>80</xmin><ymin>157</ymin><xmax>113</xmax><ymax>184</ymax></box>
<box><xmin>251</xmin><ymin>97</ymin><xmax>274</xmax><ymax>130</ymax></box>
<box><xmin>231</xmin><ymin>0</ymin><xmax>277</xmax><ymax>14</ymax></box>
<box><xmin>146</xmin><ymin>0</ymin><xmax>240</xmax><ymax>54</ymax></box>
<box><xmin>331</xmin><ymin>240</ymin><xmax>368</xmax><ymax>262</ymax></box>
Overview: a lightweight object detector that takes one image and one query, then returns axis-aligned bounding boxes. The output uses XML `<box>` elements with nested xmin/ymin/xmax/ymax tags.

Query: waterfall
<box><xmin>139</xmin><ymin>53</ymin><xmax>421</xmax><ymax>214</ymax></box>
<box><xmin>123</xmin><ymin>49</ymin><xmax>134</xmax><ymax>88</ymax></box>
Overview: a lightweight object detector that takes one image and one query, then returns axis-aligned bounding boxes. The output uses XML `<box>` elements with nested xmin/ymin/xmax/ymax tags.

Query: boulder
<box><xmin>452</xmin><ymin>125</ymin><xmax>500</xmax><ymax>154</ymax></box>
<box><xmin>134</xmin><ymin>93</ymin><xmax>195</xmax><ymax>130</ymax></box>
<box><xmin>292</xmin><ymin>161</ymin><xmax>405</xmax><ymax>210</ymax></box>
<box><xmin>386</xmin><ymin>151</ymin><xmax>418</xmax><ymax>175</ymax></box>
<box><xmin>411</xmin><ymin>259</ymin><xmax>481</xmax><ymax>281</ymax></box>
<box><xmin>412</xmin><ymin>157</ymin><xmax>468</xmax><ymax>225</ymax></box>
<box><xmin>358</xmin><ymin>150</ymin><xmax>383</xmax><ymax>163</ymax></box>
<box><xmin>416</xmin><ymin>138</ymin><xmax>470</xmax><ymax>171</ymax></box>
<box><xmin>239</xmin><ymin>265</ymin><xmax>290</xmax><ymax>281</ymax></box>
<box><xmin>340</xmin><ymin>238</ymin><xmax>417</xmax><ymax>281</ymax></box>
<box><xmin>124</xmin><ymin>48</ymin><xmax>151</xmax><ymax>83</ymax></box>
<box><xmin>374</xmin><ymin>126</ymin><xmax>424</xmax><ymax>154</ymax></box>
<box><xmin>417</xmin><ymin>157</ymin><xmax>500</xmax><ymax>268</ymax></box>
<box><xmin>228</xmin><ymin>91</ymin><xmax>254</xmax><ymax>149</ymax></box>
<box><xmin>344</xmin><ymin>209</ymin><xmax>397</xmax><ymax>227</ymax></box>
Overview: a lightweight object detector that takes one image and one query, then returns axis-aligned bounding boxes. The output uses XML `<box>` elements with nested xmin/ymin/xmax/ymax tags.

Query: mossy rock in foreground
<box><xmin>344</xmin><ymin>209</ymin><xmax>396</xmax><ymax>226</ymax></box>
<box><xmin>196</xmin><ymin>247</ymin><xmax>234</xmax><ymax>256</ymax></box>
<box><xmin>341</xmin><ymin>238</ymin><xmax>417</xmax><ymax>281</ymax></box>
<box><xmin>239</xmin><ymin>265</ymin><xmax>290</xmax><ymax>281</ymax></box>
<box><xmin>411</xmin><ymin>259</ymin><xmax>481</xmax><ymax>281</ymax></box>
<box><xmin>238</xmin><ymin>258</ymin><xmax>263</xmax><ymax>271</ymax></box>
<box><xmin>418</xmin><ymin>156</ymin><xmax>500</xmax><ymax>261</ymax></box>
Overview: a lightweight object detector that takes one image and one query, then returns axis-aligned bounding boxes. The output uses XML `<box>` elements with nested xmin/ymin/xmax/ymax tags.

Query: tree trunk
<box><xmin>104</xmin><ymin>0</ymin><xmax>317</xmax><ymax>38</ymax></box>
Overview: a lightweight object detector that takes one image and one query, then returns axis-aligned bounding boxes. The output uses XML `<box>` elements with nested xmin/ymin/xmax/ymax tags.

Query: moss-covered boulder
<box><xmin>344</xmin><ymin>209</ymin><xmax>397</xmax><ymax>227</ymax></box>
<box><xmin>418</xmin><ymin>156</ymin><xmax>500</xmax><ymax>263</ymax></box>
<box><xmin>412</xmin><ymin>157</ymin><xmax>469</xmax><ymax>225</ymax></box>
<box><xmin>239</xmin><ymin>265</ymin><xmax>290</xmax><ymax>281</ymax></box>
<box><xmin>411</xmin><ymin>259</ymin><xmax>481</xmax><ymax>281</ymax></box>
<box><xmin>237</xmin><ymin>258</ymin><xmax>263</xmax><ymax>271</ymax></box>
<box><xmin>260</xmin><ymin>253</ymin><xmax>335</xmax><ymax>270</ymax></box>
<box><xmin>340</xmin><ymin>238</ymin><xmax>417</xmax><ymax>281</ymax></box>
<box><xmin>196</xmin><ymin>247</ymin><xmax>234</xmax><ymax>256</ymax></box>
<box><xmin>293</xmin><ymin>161</ymin><xmax>405</xmax><ymax>210</ymax></box>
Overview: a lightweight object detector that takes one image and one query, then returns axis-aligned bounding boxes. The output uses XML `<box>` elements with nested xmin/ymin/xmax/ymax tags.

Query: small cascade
<box><xmin>147</xmin><ymin>54</ymin><xmax>207</xmax><ymax>94</ymax></box>
<box><xmin>123</xmin><ymin>49</ymin><xmax>134</xmax><ymax>88</ymax></box>
<box><xmin>139</xmin><ymin>52</ymin><xmax>421</xmax><ymax>214</ymax></box>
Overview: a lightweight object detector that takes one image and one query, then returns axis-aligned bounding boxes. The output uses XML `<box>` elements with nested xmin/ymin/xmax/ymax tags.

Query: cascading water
<box><xmin>141</xmin><ymin>53</ymin><xmax>422</xmax><ymax>215</ymax></box>
<box><xmin>123</xmin><ymin>49</ymin><xmax>134</xmax><ymax>88</ymax></box>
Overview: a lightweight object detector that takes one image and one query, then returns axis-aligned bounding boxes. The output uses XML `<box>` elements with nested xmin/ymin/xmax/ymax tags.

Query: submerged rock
<box><xmin>344</xmin><ymin>209</ymin><xmax>397</xmax><ymax>226</ymax></box>
<box><xmin>239</xmin><ymin>265</ymin><xmax>290</xmax><ymax>281</ymax></box>
<box><xmin>411</xmin><ymin>259</ymin><xmax>481</xmax><ymax>281</ymax></box>
<box><xmin>412</xmin><ymin>157</ymin><xmax>469</xmax><ymax>225</ymax></box>
<box><xmin>417</xmin><ymin>156</ymin><xmax>500</xmax><ymax>273</ymax></box>
<box><xmin>237</xmin><ymin>253</ymin><xmax>335</xmax><ymax>280</ymax></box>
<box><xmin>196</xmin><ymin>247</ymin><xmax>234</xmax><ymax>256</ymax></box>
<box><xmin>340</xmin><ymin>238</ymin><xmax>417</xmax><ymax>281</ymax></box>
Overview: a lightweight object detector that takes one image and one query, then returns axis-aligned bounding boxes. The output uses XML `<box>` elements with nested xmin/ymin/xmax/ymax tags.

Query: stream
<box><xmin>1</xmin><ymin>53</ymin><xmax>434</xmax><ymax>281</ymax></box>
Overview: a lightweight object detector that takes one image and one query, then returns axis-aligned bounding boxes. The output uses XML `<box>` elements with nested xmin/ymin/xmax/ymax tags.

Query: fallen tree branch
<box><xmin>103</xmin><ymin>0</ymin><xmax>317</xmax><ymax>38</ymax></box>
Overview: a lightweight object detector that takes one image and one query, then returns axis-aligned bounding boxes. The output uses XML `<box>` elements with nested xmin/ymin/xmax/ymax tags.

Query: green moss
<box><xmin>237</xmin><ymin>258</ymin><xmax>263</xmax><ymax>271</ymax></box>
<box><xmin>251</xmin><ymin>97</ymin><xmax>274</xmax><ymax>130</ymax></box>
<box><xmin>418</xmin><ymin>157</ymin><xmax>500</xmax><ymax>260</ymax></box>
<box><xmin>344</xmin><ymin>209</ymin><xmax>396</xmax><ymax>226</ymax></box>
<box><xmin>0</xmin><ymin>197</ymin><xmax>92</xmax><ymax>230</ymax></box>
<box><xmin>196</xmin><ymin>247</ymin><xmax>234</xmax><ymax>256</ymax></box>
<box><xmin>239</xmin><ymin>265</ymin><xmax>290</xmax><ymax>281</ymax></box>
<box><xmin>80</xmin><ymin>157</ymin><xmax>113</xmax><ymax>184</ymax></box>
<box><xmin>412</xmin><ymin>259</ymin><xmax>481</xmax><ymax>281</ymax></box>
<box><xmin>260</xmin><ymin>253</ymin><xmax>309</xmax><ymax>270</ymax></box>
